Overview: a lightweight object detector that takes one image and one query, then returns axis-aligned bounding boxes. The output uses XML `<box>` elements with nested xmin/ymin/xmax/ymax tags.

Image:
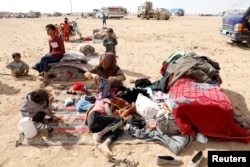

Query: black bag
<box><xmin>127</xmin><ymin>116</ymin><xmax>146</xmax><ymax>129</ymax></box>
<box><xmin>135</xmin><ymin>78</ymin><xmax>152</xmax><ymax>88</ymax></box>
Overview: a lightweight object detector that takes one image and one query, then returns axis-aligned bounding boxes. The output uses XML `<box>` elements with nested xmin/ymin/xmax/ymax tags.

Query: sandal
<box><xmin>32</xmin><ymin>66</ymin><xmax>38</xmax><ymax>71</ymax></box>
<box><xmin>104</xmin><ymin>157</ymin><xmax>123</xmax><ymax>167</ymax></box>
<box><xmin>104</xmin><ymin>162</ymin><xmax>115</xmax><ymax>167</ymax></box>
<box><xmin>105</xmin><ymin>157</ymin><xmax>139</xmax><ymax>167</ymax></box>
<box><xmin>123</xmin><ymin>158</ymin><xmax>139</xmax><ymax>167</ymax></box>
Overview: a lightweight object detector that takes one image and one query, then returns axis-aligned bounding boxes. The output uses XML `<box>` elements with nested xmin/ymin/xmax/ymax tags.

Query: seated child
<box><xmin>20</xmin><ymin>89</ymin><xmax>59</xmax><ymax>131</ymax></box>
<box><xmin>6</xmin><ymin>52</ymin><xmax>29</xmax><ymax>78</ymax></box>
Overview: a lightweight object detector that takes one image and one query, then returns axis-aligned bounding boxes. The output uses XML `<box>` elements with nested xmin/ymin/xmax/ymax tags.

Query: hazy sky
<box><xmin>0</xmin><ymin>0</ymin><xmax>237</xmax><ymax>14</ymax></box>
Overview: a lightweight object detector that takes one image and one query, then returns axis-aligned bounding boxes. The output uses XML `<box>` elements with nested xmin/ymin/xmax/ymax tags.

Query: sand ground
<box><xmin>0</xmin><ymin>15</ymin><xmax>250</xmax><ymax>167</ymax></box>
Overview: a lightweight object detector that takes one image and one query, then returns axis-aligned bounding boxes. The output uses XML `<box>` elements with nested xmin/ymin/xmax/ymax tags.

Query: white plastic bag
<box><xmin>135</xmin><ymin>93</ymin><xmax>159</xmax><ymax>120</ymax></box>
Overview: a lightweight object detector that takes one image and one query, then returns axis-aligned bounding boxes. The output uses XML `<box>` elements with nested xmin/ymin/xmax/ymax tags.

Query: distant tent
<box><xmin>170</xmin><ymin>8</ymin><xmax>185</xmax><ymax>16</ymax></box>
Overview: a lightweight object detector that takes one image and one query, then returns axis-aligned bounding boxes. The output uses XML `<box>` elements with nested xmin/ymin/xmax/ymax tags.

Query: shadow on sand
<box><xmin>226</xmin><ymin>41</ymin><xmax>250</xmax><ymax>50</ymax></box>
<box><xmin>223</xmin><ymin>88</ymin><xmax>250</xmax><ymax>121</ymax></box>
<box><xmin>0</xmin><ymin>80</ymin><xmax>21</xmax><ymax>95</ymax></box>
<box><xmin>123</xmin><ymin>69</ymin><xmax>150</xmax><ymax>79</ymax></box>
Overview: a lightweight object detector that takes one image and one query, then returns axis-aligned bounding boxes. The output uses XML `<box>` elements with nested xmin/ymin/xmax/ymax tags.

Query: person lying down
<box><xmin>85</xmin><ymin>97</ymin><xmax>135</xmax><ymax>157</ymax></box>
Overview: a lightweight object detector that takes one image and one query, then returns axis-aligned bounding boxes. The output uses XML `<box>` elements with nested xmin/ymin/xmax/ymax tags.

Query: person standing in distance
<box><xmin>102</xmin><ymin>13</ymin><xmax>107</xmax><ymax>27</ymax></box>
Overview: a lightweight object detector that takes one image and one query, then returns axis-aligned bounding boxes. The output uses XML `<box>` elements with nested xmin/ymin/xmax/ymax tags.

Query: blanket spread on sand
<box><xmin>16</xmin><ymin>105</ymin><xmax>144</xmax><ymax>146</ymax></box>
<box><xmin>168</xmin><ymin>77</ymin><xmax>250</xmax><ymax>143</ymax></box>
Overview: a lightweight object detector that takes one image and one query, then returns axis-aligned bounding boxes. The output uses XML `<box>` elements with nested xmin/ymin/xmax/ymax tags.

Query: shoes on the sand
<box><xmin>187</xmin><ymin>151</ymin><xmax>203</xmax><ymax>167</ymax></box>
<box><xmin>156</xmin><ymin>155</ymin><xmax>182</xmax><ymax>166</ymax></box>
<box><xmin>32</xmin><ymin>66</ymin><xmax>38</xmax><ymax>71</ymax></box>
<box><xmin>104</xmin><ymin>156</ymin><xmax>139</xmax><ymax>167</ymax></box>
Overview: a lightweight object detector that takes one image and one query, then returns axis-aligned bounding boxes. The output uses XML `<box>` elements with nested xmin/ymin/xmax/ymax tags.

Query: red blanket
<box><xmin>168</xmin><ymin>77</ymin><xmax>250</xmax><ymax>143</ymax></box>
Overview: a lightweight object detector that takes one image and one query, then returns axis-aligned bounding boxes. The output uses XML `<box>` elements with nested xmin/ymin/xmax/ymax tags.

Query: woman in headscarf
<box><xmin>84</xmin><ymin>52</ymin><xmax>126</xmax><ymax>88</ymax></box>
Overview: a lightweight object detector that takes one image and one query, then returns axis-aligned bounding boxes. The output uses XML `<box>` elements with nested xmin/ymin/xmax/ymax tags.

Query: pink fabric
<box><xmin>168</xmin><ymin>77</ymin><xmax>250</xmax><ymax>143</ymax></box>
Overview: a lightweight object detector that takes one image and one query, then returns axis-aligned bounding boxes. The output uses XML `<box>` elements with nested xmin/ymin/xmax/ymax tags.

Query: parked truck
<box><xmin>95</xmin><ymin>7</ymin><xmax>127</xmax><ymax>19</ymax></box>
<box><xmin>219</xmin><ymin>0</ymin><xmax>250</xmax><ymax>47</ymax></box>
<box><xmin>137</xmin><ymin>1</ymin><xmax>170</xmax><ymax>20</ymax></box>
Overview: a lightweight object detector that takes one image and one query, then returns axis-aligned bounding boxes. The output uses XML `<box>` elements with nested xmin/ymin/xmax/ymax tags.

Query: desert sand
<box><xmin>0</xmin><ymin>15</ymin><xmax>250</xmax><ymax>167</ymax></box>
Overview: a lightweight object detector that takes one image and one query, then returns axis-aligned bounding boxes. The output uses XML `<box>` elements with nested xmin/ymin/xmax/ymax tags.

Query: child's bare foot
<box><xmin>92</xmin><ymin>133</ymin><xmax>102</xmax><ymax>144</ymax></box>
<box><xmin>12</xmin><ymin>69</ymin><xmax>19</xmax><ymax>78</ymax></box>
<box><xmin>23</xmin><ymin>71</ymin><xmax>29</xmax><ymax>76</ymax></box>
<box><xmin>98</xmin><ymin>143</ymin><xmax>113</xmax><ymax>158</ymax></box>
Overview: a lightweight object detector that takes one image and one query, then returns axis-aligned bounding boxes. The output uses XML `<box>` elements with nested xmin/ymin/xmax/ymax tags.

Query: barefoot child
<box><xmin>33</xmin><ymin>24</ymin><xmax>65</xmax><ymax>86</ymax></box>
<box><xmin>6</xmin><ymin>52</ymin><xmax>29</xmax><ymax>78</ymax></box>
<box><xmin>20</xmin><ymin>89</ymin><xmax>59</xmax><ymax>131</ymax></box>
<box><xmin>85</xmin><ymin>98</ymin><xmax>124</xmax><ymax>157</ymax></box>
<box><xmin>60</xmin><ymin>17</ymin><xmax>70</xmax><ymax>41</ymax></box>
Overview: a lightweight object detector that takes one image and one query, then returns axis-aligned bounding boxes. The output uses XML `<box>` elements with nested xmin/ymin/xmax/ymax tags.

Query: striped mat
<box><xmin>16</xmin><ymin>107</ymin><xmax>94</xmax><ymax>146</ymax></box>
<box><xmin>16</xmin><ymin>107</ymin><xmax>145</xmax><ymax>146</ymax></box>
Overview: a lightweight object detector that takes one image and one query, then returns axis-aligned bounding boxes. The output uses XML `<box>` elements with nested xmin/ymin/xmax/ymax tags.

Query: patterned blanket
<box><xmin>16</xmin><ymin>106</ymin><xmax>144</xmax><ymax>146</ymax></box>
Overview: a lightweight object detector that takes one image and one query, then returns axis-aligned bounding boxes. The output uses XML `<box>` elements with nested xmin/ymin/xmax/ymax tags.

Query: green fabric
<box><xmin>109</xmin><ymin>119</ymin><xmax>123</xmax><ymax>132</ymax></box>
<box><xmin>165</xmin><ymin>50</ymin><xmax>188</xmax><ymax>63</ymax></box>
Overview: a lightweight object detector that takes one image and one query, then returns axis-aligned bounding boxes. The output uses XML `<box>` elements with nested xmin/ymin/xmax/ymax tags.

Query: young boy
<box><xmin>6</xmin><ymin>52</ymin><xmax>29</xmax><ymax>78</ymax></box>
<box><xmin>60</xmin><ymin>18</ymin><xmax>70</xmax><ymax>41</ymax></box>
<box><xmin>103</xmin><ymin>28</ymin><xmax>118</xmax><ymax>53</ymax></box>
<box><xmin>33</xmin><ymin>24</ymin><xmax>65</xmax><ymax>86</ymax></box>
<box><xmin>102</xmin><ymin>13</ymin><xmax>106</xmax><ymax>26</ymax></box>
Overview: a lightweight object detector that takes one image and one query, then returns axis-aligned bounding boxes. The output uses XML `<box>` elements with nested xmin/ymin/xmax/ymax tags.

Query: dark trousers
<box><xmin>87</xmin><ymin>111</ymin><xmax>123</xmax><ymax>141</ymax></box>
<box><xmin>35</xmin><ymin>54</ymin><xmax>62</xmax><ymax>73</ymax></box>
<box><xmin>32</xmin><ymin>112</ymin><xmax>46</xmax><ymax>122</ymax></box>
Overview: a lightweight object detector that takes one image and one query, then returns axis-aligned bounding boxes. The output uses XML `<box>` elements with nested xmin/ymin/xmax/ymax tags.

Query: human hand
<box><xmin>48</xmin><ymin>94</ymin><xmax>55</xmax><ymax>104</ymax></box>
<box><xmin>94</xmin><ymin>75</ymin><xmax>100</xmax><ymax>84</ymax></box>
<box><xmin>107</xmin><ymin>76</ymin><xmax>117</xmax><ymax>83</ymax></box>
<box><xmin>52</xmin><ymin>115</ymin><xmax>60</xmax><ymax>121</ymax></box>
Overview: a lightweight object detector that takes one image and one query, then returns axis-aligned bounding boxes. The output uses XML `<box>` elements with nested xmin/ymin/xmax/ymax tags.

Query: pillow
<box><xmin>135</xmin><ymin>93</ymin><xmax>159</xmax><ymax>120</ymax></box>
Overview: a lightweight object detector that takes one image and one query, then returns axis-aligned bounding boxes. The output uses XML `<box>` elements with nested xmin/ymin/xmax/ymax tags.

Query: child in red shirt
<box><xmin>33</xmin><ymin>24</ymin><xmax>65</xmax><ymax>86</ymax></box>
<box><xmin>60</xmin><ymin>18</ymin><xmax>70</xmax><ymax>41</ymax></box>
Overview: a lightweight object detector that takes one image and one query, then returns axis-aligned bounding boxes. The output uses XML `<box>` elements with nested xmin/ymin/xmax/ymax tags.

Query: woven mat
<box><xmin>16</xmin><ymin>107</ymin><xmax>146</xmax><ymax>146</ymax></box>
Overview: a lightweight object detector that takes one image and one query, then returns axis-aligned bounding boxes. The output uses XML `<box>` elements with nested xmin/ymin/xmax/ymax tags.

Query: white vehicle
<box><xmin>95</xmin><ymin>7</ymin><xmax>127</xmax><ymax>19</ymax></box>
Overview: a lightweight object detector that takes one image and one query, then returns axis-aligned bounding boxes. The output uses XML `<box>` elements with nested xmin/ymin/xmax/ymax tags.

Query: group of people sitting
<box><xmin>6</xmin><ymin>22</ymin><xmax>118</xmax><ymax>86</ymax></box>
<box><xmin>10</xmin><ymin>21</ymin><xmax>127</xmax><ymax>157</ymax></box>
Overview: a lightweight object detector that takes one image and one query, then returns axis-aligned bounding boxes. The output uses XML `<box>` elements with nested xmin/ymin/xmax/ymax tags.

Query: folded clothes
<box><xmin>64</xmin><ymin>98</ymin><xmax>74</xmax><ymax>107</ymax></box>
<box><xmin>76</xmin><ymin>99</ymin><xmax>93</xmax><ymax>112</ymax></box>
